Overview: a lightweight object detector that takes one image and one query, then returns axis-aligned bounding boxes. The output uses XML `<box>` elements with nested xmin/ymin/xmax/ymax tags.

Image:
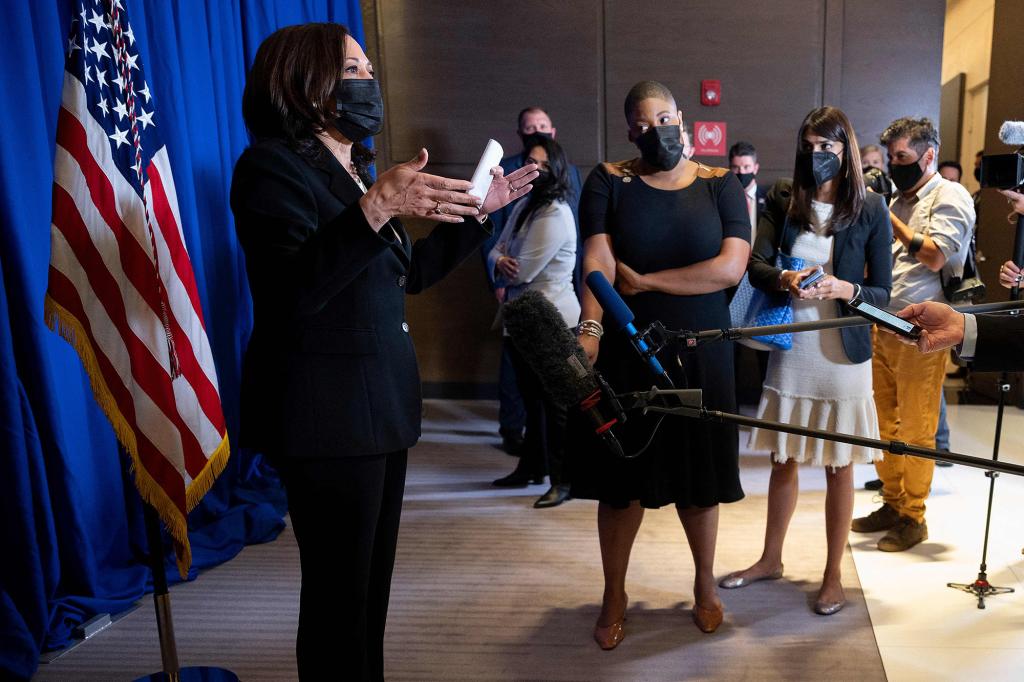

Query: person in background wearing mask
<box><xmin>720</xmin><ymin>107</ymin><xmax>892</xmax><ymax>616</ymax></box>
<box><xmin>483</xmin><ymin>107</ymin><xmax>584</xmax><ymax>457</ymax></box>
<box><xmin>728</xmin><ymin>141</ymin><xmax>770</xmax><ymax>405</ymax></box>
<box><xmin>729</xmin><ymin>141</ymin><xmax>767</xmax><ymax>243</ymax></box>
<box><xmin>232</xmin><ymin>24</ymin><xmax>538</xmax><ymax>678</ymax></box>
<box><xmin>571</xmin><ymin>80</ymin><xmax>749</xmax><ymax>648</ymax></box>
<box><xmin>488</xmin><ymin>137</ymin><xmax>579</xmax><ymax>508</ymax></box>
<box><xmin>861</xmin><ymin>144</ymin><xmax>887</xmax><ymax>171</ymax></box>
<box><xmin>851</xmin><ymin>117</ymin><xmax>975</xmax><ymax>552</ymax></box>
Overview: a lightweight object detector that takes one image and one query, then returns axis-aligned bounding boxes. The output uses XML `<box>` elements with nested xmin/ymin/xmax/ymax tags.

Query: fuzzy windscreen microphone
<box><xmin>999</xmin><ymin>121</ymin><xmax>1024</xmax><ymax>146</ymax></box>
<box><xmin>503</xmin><ymin>290</ymin><xmax>596</xmax><ymax>406</ymax></box>
<box><xmin>503</xmin><ymin>290</ymin><xmax>625</xmax><ymax>457</ymax></box>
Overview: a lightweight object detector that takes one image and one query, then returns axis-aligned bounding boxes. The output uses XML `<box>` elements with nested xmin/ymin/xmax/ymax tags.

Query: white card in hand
<box><xmin>469</xmin><ymin>139</ymin><xmax>504</xmax><ymax>201</ymax></box>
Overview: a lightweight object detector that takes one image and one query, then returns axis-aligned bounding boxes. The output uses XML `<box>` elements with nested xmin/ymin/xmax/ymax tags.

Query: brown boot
<box><xmin>851</xmin><ymin>503</ymin><xmax>900</xmax><ymax>533</ymax></box>
<box><xmin>878</xmin><ymin>517</ymin><xmax>928</xmax><ymax>552</ymax></box>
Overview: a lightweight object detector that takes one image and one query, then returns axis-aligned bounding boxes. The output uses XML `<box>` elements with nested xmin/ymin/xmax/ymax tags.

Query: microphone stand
<box><xmin>944</xmin><ymin>217</ymin><xmax>1024</xmax><ymax>607</ymax></box>
<box><xmin>620</xmin><ymin>299</ymin><xmax>1024</xmax><ymax>609</ymax></box>
<box><xmin>617</xmin><ymin>387</ymin><xmax>1024</xmax><ymax>479</ymax></box>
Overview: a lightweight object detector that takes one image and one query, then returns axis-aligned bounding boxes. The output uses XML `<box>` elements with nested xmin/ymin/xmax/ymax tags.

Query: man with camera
<box><xmin>852</xmin><ymin>118</ymin><xmax>976</xmax><ymax>552</ymax></box>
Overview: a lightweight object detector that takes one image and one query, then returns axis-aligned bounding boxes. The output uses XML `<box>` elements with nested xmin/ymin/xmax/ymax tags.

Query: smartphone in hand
<box><xmin>799</xmin><ymin>266</ymin><xmax>826</xmax><ymax>290</ymax></box>
<box><xmin>848</xmin><ymin>297</ymin><xmax>922</xmax><ymax>339</ymax></box>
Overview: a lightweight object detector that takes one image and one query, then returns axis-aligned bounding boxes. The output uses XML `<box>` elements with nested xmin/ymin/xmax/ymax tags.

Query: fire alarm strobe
<box><xmin>701</xmin><ymin>80</ymin><xmax>721</xmax><ymax>106</ymax></box>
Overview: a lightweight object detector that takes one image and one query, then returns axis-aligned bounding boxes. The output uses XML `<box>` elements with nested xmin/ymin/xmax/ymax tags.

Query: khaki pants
<box><xmin>871</xmin><ymin>328</ymin><xmax>948</xmax><ymax>523</ymax></box>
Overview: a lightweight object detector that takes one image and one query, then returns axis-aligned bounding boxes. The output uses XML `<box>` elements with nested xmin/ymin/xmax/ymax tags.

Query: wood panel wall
<box><xmin>363</xmin><ymin>0</ymin><xmax>945</xmax><ymax>391</ymax></box>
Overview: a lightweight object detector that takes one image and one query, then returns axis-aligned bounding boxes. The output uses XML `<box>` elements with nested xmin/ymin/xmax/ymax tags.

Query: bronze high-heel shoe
<box><xmin>593</xmin><ymin>598</ymin><xmax>628</xmax><ymax>650</ymax></box>
<box><xmin>692</xmin><ymin>603</ymin><xmax>724</xmax><ymax>633</ymax></box>
<box><xmin>593</xmin><ymin>617</ymin><xmax>625</xmax><ymax>650</ymax></box>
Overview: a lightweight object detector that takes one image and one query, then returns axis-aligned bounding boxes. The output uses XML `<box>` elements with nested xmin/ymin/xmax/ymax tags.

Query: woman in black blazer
<box><xmin>719</xmin><ymin>107</ymin><xmax>892</xmax><ymax>615</ymax></box>
<box><xmin>231</xmin><ymin>24</ymin><xmax>536</xmax><ymax>681</ymax></box>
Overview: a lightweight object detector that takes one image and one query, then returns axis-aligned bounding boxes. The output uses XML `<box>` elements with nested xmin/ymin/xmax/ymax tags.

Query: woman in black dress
<box><xmin>573</xmin><ymin>81</ymin><xmax>749</xmax><ymax>649</ymax></box>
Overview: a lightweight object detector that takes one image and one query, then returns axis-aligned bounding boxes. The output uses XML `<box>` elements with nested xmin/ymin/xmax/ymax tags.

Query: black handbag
<box><xmin>922</xmin><ymin>187</ymin><xmax>986</xmax><ymax>303</ymax></box>
<box><xmin>941</xmin><ymin>226</ymin><xmax>986</xmax><ymax>303</ymax></box>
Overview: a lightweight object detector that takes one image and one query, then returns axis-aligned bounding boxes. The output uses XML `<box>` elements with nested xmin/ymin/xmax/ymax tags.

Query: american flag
<box><xmin>46</xmin><ymin>0</ymin><xmax>229</xmax><ymax>577</ymax></box>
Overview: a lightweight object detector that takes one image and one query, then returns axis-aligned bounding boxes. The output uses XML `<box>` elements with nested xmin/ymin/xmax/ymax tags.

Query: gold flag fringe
<box><xmin>45</xmin><ymin>295</ymin><xmax>231</xmax><ymax>578</ymax></box>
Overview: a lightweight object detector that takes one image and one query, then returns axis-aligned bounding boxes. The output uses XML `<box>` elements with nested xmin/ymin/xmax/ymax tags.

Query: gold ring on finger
<box><xmin>432</xmin><ymin>200</ymin><xmax>442</xmax><ymax>215</ymax></box>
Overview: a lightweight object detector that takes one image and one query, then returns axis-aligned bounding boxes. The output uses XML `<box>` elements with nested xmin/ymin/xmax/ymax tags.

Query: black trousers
<box><xmin>279</xmin><ymin>450</ymin><xmax>408</xmax><ymax>681</ymax></box>
<box><xmin>508</xmin><ymin>342</ymin><xmax>569</xmax><ymax>484</ymax></box>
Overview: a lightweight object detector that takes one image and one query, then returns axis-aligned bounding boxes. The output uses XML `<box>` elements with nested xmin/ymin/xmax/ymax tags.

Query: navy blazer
<box><xmin>231</xmin><ymin>138</ymin><xmax>491</xmax><ymax>459</ymax></box>
<box><xmin>972</xmin><ymin>314</ymin><xmax>1024</xmax><ymax>372</ymax></box>
<box><xmin>748</xmin><ymin>178</ymin><xmax>893</xmax><ymax>364</ymax></box>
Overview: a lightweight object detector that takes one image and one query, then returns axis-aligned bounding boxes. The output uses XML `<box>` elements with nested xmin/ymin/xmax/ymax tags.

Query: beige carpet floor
<box><xmin>34</xmin><ymin>400</ymin><xmax>885</xmax><ymax>681</ymax></box>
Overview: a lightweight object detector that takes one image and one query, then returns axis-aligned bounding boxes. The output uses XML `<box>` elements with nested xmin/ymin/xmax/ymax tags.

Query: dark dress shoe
<box><xmin>499</xmin><ymin>433</ymin><xmax>525</xmax><ymax>456</ymax></box>
<box><xmin>492</xmin><ymin>469</ymin><xmax>544</xmax><ymax>487</ymax></box>
<box><xmin>864</xmin><ymin>478</ymin><xmax>883</xmax><ymax>491</ymax></box>
<box><xmin>534</xmin><ymin>484</ymin><xmax>571</xmax><ymax>508</ymax></box>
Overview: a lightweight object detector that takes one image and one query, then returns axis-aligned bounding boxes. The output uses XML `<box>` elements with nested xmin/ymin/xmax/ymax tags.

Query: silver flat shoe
<box><xmin>813</xmin><ymin>599</ymin><xmax>846</xmax><ymax>616</ymax></box>
<box><xmin>718</xmin><ymin>565</ymin><xmax>784</xmax><ymax>589</ymax></box>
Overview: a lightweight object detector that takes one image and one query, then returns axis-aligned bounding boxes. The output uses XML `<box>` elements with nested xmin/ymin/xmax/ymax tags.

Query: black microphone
<box><xmin>503</xmin><ymin>290</ymin><xmax>625</xmax><ymax>457</ymax></box>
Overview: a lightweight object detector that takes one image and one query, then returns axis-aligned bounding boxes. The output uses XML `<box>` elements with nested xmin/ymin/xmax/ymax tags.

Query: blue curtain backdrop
<box><xmin>0</xmin><ymin>1</ymin><xmax>364</xmax><ymax>678</ymax></box>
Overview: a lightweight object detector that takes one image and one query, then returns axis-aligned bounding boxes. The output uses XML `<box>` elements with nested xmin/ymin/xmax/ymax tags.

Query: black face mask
<box><xmin>521</xmin><ymin>131</ymin><xmax>553</xmax><ymax>152</ymax></box>
<box><xmin>974</xmin><ymin>167</ymin><xmax>982</xmax><ymax>182</ymax></box>
<box><xmin>636</xmin><ymin>125</ymin><xmax>684</xmax><ymax>171</ymax></box>
<box><xmin>734</xmin><ymin>171</ymin><xmax>756</xmax><ymax>188</ymax></box>
<box><xmin>890</xmin><ymin>159</ymin><xmax>925</xmax><ymax>192</ymax></box>
<box><xmin>333</xmin><ymin>78</ymin><xmax>384</xmax><ymax>141</ymax></box>
<box><xmin>796</xmin><ymin>151</ymin><xmax>842</xmax><ymax>188</ymax></box>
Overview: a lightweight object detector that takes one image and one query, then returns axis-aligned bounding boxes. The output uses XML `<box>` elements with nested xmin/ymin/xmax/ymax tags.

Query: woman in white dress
<box><xmin>720</xmin><ymin>107</ymin><xmax>893</xmax><ymax>614</ymax></box>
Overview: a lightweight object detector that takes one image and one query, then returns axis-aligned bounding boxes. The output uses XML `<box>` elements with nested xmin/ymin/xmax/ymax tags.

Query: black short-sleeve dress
<box><xmin>569</xmin><ymin>161</ymin><xmax>750</xmax><ymax>509</ymax></box>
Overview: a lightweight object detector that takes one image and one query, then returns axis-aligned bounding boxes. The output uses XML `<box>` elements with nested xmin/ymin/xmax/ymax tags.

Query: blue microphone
<box><xmin>585</xmin><ymin>270</ymin><xmax>671</xmax><ymax>383</ymax></box>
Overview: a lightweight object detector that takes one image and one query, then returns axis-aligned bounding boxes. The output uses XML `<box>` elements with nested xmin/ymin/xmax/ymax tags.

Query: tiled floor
<box><xmin>848</xmin><ymin>404</ymin><xmax>1024</xmax><ymax>681</ymax></box>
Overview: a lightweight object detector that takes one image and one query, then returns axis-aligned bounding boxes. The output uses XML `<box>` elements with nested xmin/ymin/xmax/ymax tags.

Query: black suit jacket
<box><xmin>755</xmin><ymin>183</ymin><xmax>768</xmax><ymax>224</ymax></box>
<box><xmin>231</xmin><ymin>138</ymin><xmax>491</xmax><ymax>459</ymax></box>
<box><xmin>971</xmin><ymin>314</ymin><xmax>1024</xmax><ymax>371</ymax></box>
<box><xmin>748</xmin><ymin>179</ymin><xmax>893</xmax><ymax>364</ymax></box>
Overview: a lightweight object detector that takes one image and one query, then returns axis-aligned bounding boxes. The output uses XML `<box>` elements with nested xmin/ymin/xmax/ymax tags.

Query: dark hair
<box><xmin>624</xmin><ymin>80</ymin><xmax>676</xmax><ymax>120</ymax></box>
<box><xmin>879</xmin><ymin>117</ymin><xmax>941</xmax><ymax>158</ymax></box>
<box><xmin>242</xmin><ymin>23</ymin><xmax>375</xmax><ymax>180</ymax></box>
<box><xmin>729</xmin><ymin>141</ymin><xmax>757</xmax><ymax>162</ymax></box>
<box><xmin>789</xmin><ymin>106</ymin><xmax>866</xmax><ymax>233</ymax></box>
<box><xmin>938</xmin><ymin>160</ymin><xmax>963</xmax><ymax>178</ymax></box>
<box><xmin>513</xmin><ymin>137</ymin><xmax>573</xmax><ymax>234</ymax></box>
<box><xmin>517</xmin><ymin>106</ymin><xmax>549</xmax><ymax>131</ymax></box>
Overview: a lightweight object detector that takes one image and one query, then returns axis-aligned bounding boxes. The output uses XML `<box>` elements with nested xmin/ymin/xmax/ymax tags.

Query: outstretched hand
<box><xmin>481</xmin><ymin>164</ymin><xmax>539</xmax><ymax>215</ymax></box>
<box><xmin>359</xmin><ymin>148</ymin><xmax>482</xmax><ymax>229</ymax></box>
<box><xmin>894</xmin><ymin>301</ymin><xmax>965</xmax><ymax>353</ymax></box>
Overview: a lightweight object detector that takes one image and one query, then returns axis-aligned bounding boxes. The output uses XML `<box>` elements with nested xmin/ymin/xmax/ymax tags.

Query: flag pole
<box><xmin>135</xmin><ymin>500</ymin><xmax>238</xmax><ymax>682</ymax></box>
<box><xmin>142</xmin><ymin>503</ymin><xmax>181</xmax><ymax>676</ymax></box>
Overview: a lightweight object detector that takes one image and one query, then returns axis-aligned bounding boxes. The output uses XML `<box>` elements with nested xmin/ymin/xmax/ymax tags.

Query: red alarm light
<box><xmin>701</xmin><ymin>80</ymin><xmax>721</xmax><ymax>106</ymax></box>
